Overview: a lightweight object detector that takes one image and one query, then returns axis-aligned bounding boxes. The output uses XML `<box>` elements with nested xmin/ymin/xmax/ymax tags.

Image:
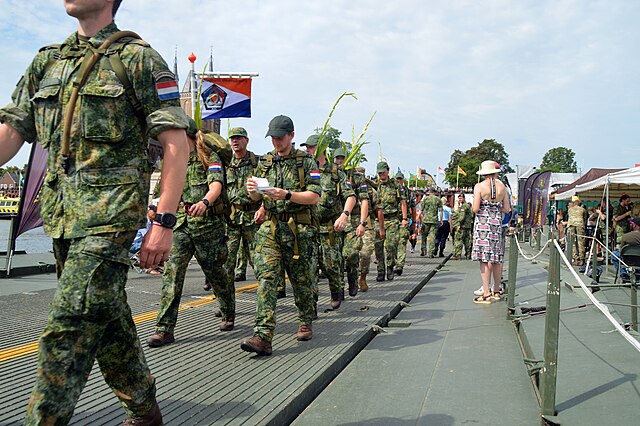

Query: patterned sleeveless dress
<box><xmin>471</xmin><ymin>199</ymin><xmax>504</xmax><ymax>263</ymax></box>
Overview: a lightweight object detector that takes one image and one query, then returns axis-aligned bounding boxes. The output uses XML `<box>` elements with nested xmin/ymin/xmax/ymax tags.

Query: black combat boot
<box><xmin>348</xmin><ymin>276</ymin><xmax>358</xmax><ymax>297</ymax></box>
<box><xmin>376</xmin><ymin>272</ymin><xmax>386</xmax><ymax>282</ymax></box>
<box><xmin>387</xmin><ymin>267</ymin><xmax>394</xmax><ymax>281</ymax></box>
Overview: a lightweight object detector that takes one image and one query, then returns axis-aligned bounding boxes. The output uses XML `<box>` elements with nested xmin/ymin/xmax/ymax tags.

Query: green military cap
<box><xmin>265</xmin><ymin>115</ymin><xmax>294</xmax><ymax>137</ymax></box>
<box><xmin>333</xmin><ymin>147</ymin><xmax>346</xmax><ymax>157</ymax></box>
<box><xmin>301</xmin><ymin>134</ymin><xmax>320</xmax><ymax>147</ymax></box>
<box><xmin>395</xmin><ymin>171</ymin><xmax>405</xmax><ymax>179</ymax></box>
<box><xmin>186</xmin><ymin>117</ymin><xmax>199</xmax><ymax>139</ymax></box>
<box><xmin>376</xmin><ymin>161</ymin><xmax>389</xmax><ymax>173</ymax></box>
<box><xmin>229</xmin><ymin>127</ymin><xmax>248</xmax><ymax>138</ymax></box>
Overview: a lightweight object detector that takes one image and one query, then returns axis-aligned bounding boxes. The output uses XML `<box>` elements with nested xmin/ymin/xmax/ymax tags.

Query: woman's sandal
<box><xmin>490</xmin><ymin>289</ymin><xmax>504</xmax><ymax>300</ymax></box>
<box><xmin>473</xmin><ymin>294</ymin><xmax>492</xmax><ymax>304</ymax></box>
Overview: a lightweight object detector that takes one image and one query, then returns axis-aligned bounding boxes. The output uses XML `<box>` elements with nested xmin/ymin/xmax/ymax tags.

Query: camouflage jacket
<box><xmin>0</xmin><ymin>22</ymin><xmax>189</xmax><ymax>238</ymax></box>
<box><xmin>567</xmin><ymin>205</ymin><xmax>586</xmax><ymax>227</ymax></box>
<box><xmin>614</xmin><ymin>203</ymin><xmax>631</xmax><ymax>234</ymax></box>
<box><xmin>375</xmin><ymin>178</ymin><xmax>405</xmax><ymax>219</ymax></box>
<box><xmin>226</xmin><ymin>151</ymin><xmax>260</xmax><ymax>225</ymax></box>
<box><xmin>176</xmin><ymin>150</ymin><xmax>225</xmax><ymax>233</ymax></box>
<box><xmin>345</xmin><ymin>168</ymin><xmax>370</xmax><ymax>218</ymax></box>
<box><xmin>317</xmin><ymin>161</ymin><xmax>354</xmax><ymax>223</ymax></box>
<box><xmin>457</xmin><ymin>202</ymin><xmax>474</xmax><ymax>229</ymax></box>
<box><xmin>420</xmin><ymin>194</ymin><xmax>442</xmax><ymax>224</ymax></box>
<box><xmin>258</xmin><ymin>149</ymin><xmax>322</xmax><ymax>214</ymax></box>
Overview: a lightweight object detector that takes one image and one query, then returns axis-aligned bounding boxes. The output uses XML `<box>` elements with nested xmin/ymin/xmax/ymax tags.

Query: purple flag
<box><xmin>12</xmin><ymin>143</ymin><xmax>47</xmax><ymax>245</ymax></box>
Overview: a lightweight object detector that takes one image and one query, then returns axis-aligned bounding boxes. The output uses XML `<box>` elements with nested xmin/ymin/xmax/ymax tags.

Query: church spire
<box><xmin>173</xmin><ymin>45</ymin><xmax>179</xmax><ymax>84</ymax></box>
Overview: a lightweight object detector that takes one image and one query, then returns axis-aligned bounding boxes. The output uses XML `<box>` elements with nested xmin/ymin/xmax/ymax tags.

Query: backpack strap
<box><xmin>295</xmin><ymin>150</ymin><xmax>306</xmax><ymax>190</ymax></box>
<box><xmin>261</xmin><ymin>152</ymin><xmax>274</xmax><ymax>178</ymax></box>
<box><xmin>106</xmin><ymin>39</ymin><xmax>149</xmax><ymax>133</ymax></box>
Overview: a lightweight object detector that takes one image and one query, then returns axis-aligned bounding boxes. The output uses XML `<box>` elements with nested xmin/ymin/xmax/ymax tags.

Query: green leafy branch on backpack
<box><xmin>314</xmin><ymin>91</ymin><xmax>357</xmax><ymax>160</ymax></box>
<box><xmin>342</xmin><ymin>111</ymin><xmax>375</xmax><ymax>171</ymax></box>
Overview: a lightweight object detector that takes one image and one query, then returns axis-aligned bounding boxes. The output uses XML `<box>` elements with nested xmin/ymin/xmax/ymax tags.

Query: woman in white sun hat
<box><xmin>471</xmin><ymin>160</ymin><xmax>512</xmax><ymax>304</ymax></box>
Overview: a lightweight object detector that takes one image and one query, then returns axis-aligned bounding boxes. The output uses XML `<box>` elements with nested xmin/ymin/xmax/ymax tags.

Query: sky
<box><xmin>1</xmin><ymin>0</ymin><xmax>639</xmax><ymax>180</ymax></box>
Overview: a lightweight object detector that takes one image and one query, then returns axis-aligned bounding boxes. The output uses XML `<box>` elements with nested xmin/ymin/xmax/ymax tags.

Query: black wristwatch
<box><xmin>359</xmin><ymin>221</ymin><xmax>367</xmax><ymax>228</ymax></box>
<box><xmin>154</xmin><ymin>212</ymin><xmax>177</xmax><ymax>229</ymax></box>
<box><xmin>343</xmin><ymin>210</ymin><xmax>351</xmax><ymax>217</ymax></box>
<box><xmin>201</xmin><ymin>198</ymin><xmax>210</xmax><ymax>207</ymax></box>
<box><xmin>285</xmin><ymin>190</ymin><xmax>293</xmax><ymax>200</ymax></box>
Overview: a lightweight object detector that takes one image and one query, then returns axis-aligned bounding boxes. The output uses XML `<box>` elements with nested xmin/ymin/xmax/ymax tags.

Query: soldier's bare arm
<box><xmin>401</xmin><ymin>199</ymin><xmax>408</xmax><ymax>227</ymax></box>
<box><xmin>357</xmin><ymin>199</ymin><xmax>369</xmax><ymax>237</ymax></box>
<box><xmin>140</xmin><ymin>128</ymin><xmax>189</xmax><ymax>269</ymax></box>
<box><xmin>0</xmin><ymin>123</ymin><xmax>24</xmax><ymax>167</ymax></box>
<box><xmin>335</xmin><ymin>195</ymin><xmax>356</xmax><ymax>232</ymax></box>
<box><xmin>190</xmin><ymin>181</ymin><xmax>222</xmax><ymax>217</ymax></box>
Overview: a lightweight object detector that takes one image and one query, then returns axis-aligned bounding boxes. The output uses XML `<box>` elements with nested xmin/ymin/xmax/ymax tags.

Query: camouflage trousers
<box><xmin>343</xmin><ymin>219</ymin><xmax>364</xmax><ymax>283</ymax></box>
<box><xmin>395</xmin><ymin>224</ymin><xmax>410</xmax><ymax>269</ymax></box>
<box><xmin>376</xmin><ymin>218</ymin><xmax>400</xmax><ymax>274</ymax></box>
<box><xmin>235</xmin><ymin>239</ymin><xmax>251</xmax><ymax>275</ymax></box>
<box><xmin>317</xmin><ymin>222</ymin><xmax>344</xmax><ymax>296</ymax></box>
<box><xmin>421</xmin><ymin>222</ymin><xmax>438</xmax><ymax>255</ymax></box>
<box><xmin>225</xmin><ymin>221</ymin><xmax>258</xmax><ymax>277</ymax></box>
<box><xmin>252</xmin><ymin>220</ymin><xmax>317</xmax><ymax>342</ymax></box>
<box><xmin>156</xmin><ymin>219</ymin><xmax>235</xmax><ymax>334</ymax></box>
<box><xmin>453</xmin><ymin>227</ymin><xmax>472</xmax><ymax>257</ymax></box>
<box><xmin>359</xmin><ymin>226</ymin><xmax>377</xmax><ymax>275</ymax></box>
<box><xmin>25</xmin><ymin>233</ymin><xmax>156</xmax><ymax>424</ymax></box>
<box><xmin>568</xmin><ymin>224</ymin><xmax>585</xmax><ymax>261</ymax></box>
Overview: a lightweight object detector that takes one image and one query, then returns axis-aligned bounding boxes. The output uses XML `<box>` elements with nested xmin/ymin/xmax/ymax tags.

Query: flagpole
<box><xmin>189</xmin><ymin>52</ymin><xmax>197</xmax><ymax>119</ymax></box>
<box><xmin>456</xmin><ymin>166</ymin><xmax>459</xmax><ymax>189</ymax></box>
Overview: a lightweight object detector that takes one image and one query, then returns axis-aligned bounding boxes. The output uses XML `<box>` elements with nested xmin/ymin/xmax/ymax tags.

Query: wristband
<box><xmin>285</xmin><ymin>190</ymin><xmax>292</xmax><ymax>200</ymax></box>
<box><xmin>359</xmin><ymin>221</ymin><xmax>367</xmax><ymax>227</ymax></box>
<box><xmin>343</xmin><ymin>210</ymin><xmax>351</xmax><ymax>217</ymax></box>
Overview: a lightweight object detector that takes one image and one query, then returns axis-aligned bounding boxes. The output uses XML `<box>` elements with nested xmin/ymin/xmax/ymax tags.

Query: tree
<box><xmin>444</xmin><ymin>139</ymin><xmax>514</xmax><ymax>187</ymax></box>
<box><xmin>539</xmin><ymin>147</ymin><xmax>577</xmax><ymax>173</ymax></box>
<box><xmin>313</xmin><ymin>125</ymin><xmax>342</xmax><ymax>149</ymax></box>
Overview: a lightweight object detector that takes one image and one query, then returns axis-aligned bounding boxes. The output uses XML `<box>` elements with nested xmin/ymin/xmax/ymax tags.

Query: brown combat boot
<box><xmin>123</xmin><ymin>401</ymin><xmax>163</xmax><ymax>425</ymax></box>
<box><xmin>146</xmin><ymin>331</ymin><xmax>174</xmax><ymax>348</ymax></box>
<box><xmin>359</xmin><ymin>273</ymin><xmax>369</xmax><ymax>292</ymax></box>
<box><xmin>240</xmin><ymin>335</ymin><xmax>272</xmax><ymax>356</ymax></box>
<box><xmin>219</xmin><ymin>316</ymin><xmax>235</xmax><ymax>332</ymax></box>
<box><xmin>296</xmin><ymin>324</ymin><xmax>313</xmax><ymax>341</ymax></box>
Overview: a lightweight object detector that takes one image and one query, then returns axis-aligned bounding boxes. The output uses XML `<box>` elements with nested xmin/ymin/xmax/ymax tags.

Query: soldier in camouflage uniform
<box><xmin>394</xmin><ymin>172</ymin><xmax>414</xmax><ymax>275</ymax></box>
<box><xmin>302</xmin><ymin>136</ymin><xmax>356</xmax><ymax>309</ymax></box>
<box><xmin>225</xmin><ymin>127</ymin><xmax>261</xmax><ymax>283</ymax></box>
<box><xmin>373</xmin><ymin>161</ymin><xmax>408</xmax><ymax>281</ymax></box>
<box><xmin>240</xmin><ymin>115</ymin><xmax>322</xmax><ymax>356</ymax></box>
<box><xmin>453</xmin><ymin>193</ymin><xmax>474</xmax><ymax>259</ymax></box>
<box><xmin>0</xmin><ymin>2</ymin><xmax>190</xmax><ymax>424</ymax></box>
<box><xmin>358</xmin><ymin>170</ymin><xmax>383</xmax><ymax>291</ymax></box>
<box><xmin>567</xmin><ymin>197</ymin><xmax>587</xmax><ymax>265</ymax></box>
<box><xmin>419</xmin><ymin>187</ymin><xmax>442</xmax><ymax>257</ymax></box>
<box><xmin>334</xmin><ymin>150</ymin><xmax>369</xmax><ymax>296</ymax></box>
<box><xmin>614</xmin><ymin>194</ymin><xmax>633</xmax><ymax>245</ymax></box>
<box><xmin>147</xmin><ymin>123</ymin><xmax>235</xmax><ymax>347</ymax></box>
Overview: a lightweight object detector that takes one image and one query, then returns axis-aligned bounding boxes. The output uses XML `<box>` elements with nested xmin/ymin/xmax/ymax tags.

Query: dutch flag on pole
<box><xmin>156</xmin><ymin>81</ymin><xmax>180</xmax><ymax>100</ymax></box>
<box><xmin>208</xmin><ymin>162</ymin><xmax>222</xmax><ymax>172</ymax></box>
<box><xmin>198</xmin><ymin>77</ymin><xmax>252</xmax><ymax>119</ymax></box>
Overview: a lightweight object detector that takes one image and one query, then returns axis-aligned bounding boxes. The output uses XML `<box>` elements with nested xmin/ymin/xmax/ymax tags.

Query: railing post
<box><xmin>566</xmin><ymin>229</ymin><xmax>573</xmax><ymax>262</ymax></box>
<box><xmin>631</xmin><ymin>268</ymin><xmax>638</xmax><ymax>331</ymax></box>
<box><xmin>507</xmin><ymin>232</ymin><xmax>518</xmax><ymax>318</ymax></box>
<box><xmin>591</xmin><ymin>236</ymin><xmax>599</xmax><ymax>285</ymax></box>
<box><xmin>540</xmin><ymin>241</ymin><xmax>560</xmax><ymax>420</ymax></box>
<box><xmin>536</xmin><ymin>227</ymin><xmax>542</xmax><ymax>252</ymax></box>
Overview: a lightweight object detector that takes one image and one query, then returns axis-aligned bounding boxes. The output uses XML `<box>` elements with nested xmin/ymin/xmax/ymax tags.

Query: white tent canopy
<box><xmin>558</xmin><ymin>167</ymin><xmax>640</xmax><ymax>201</ymax></box>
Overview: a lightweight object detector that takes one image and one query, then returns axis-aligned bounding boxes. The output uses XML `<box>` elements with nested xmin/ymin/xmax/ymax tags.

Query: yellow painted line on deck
<box><xmin>0</xmin><ymin>282</ymin><xmax>258</xmax><ymax>364</ymax></box>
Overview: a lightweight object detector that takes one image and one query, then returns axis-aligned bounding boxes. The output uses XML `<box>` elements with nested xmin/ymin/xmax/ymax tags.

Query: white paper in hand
<box><xmin>253</xmin><ymin>177</ymin><xmax>275</xmax><ymax>193</ymax></box>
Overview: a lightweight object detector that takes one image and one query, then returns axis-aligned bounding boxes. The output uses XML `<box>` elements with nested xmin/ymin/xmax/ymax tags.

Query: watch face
<box><xmin>161</xmin><ymin>213</ymin><xmax>177</xmax><ymax>228</ymax></box>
